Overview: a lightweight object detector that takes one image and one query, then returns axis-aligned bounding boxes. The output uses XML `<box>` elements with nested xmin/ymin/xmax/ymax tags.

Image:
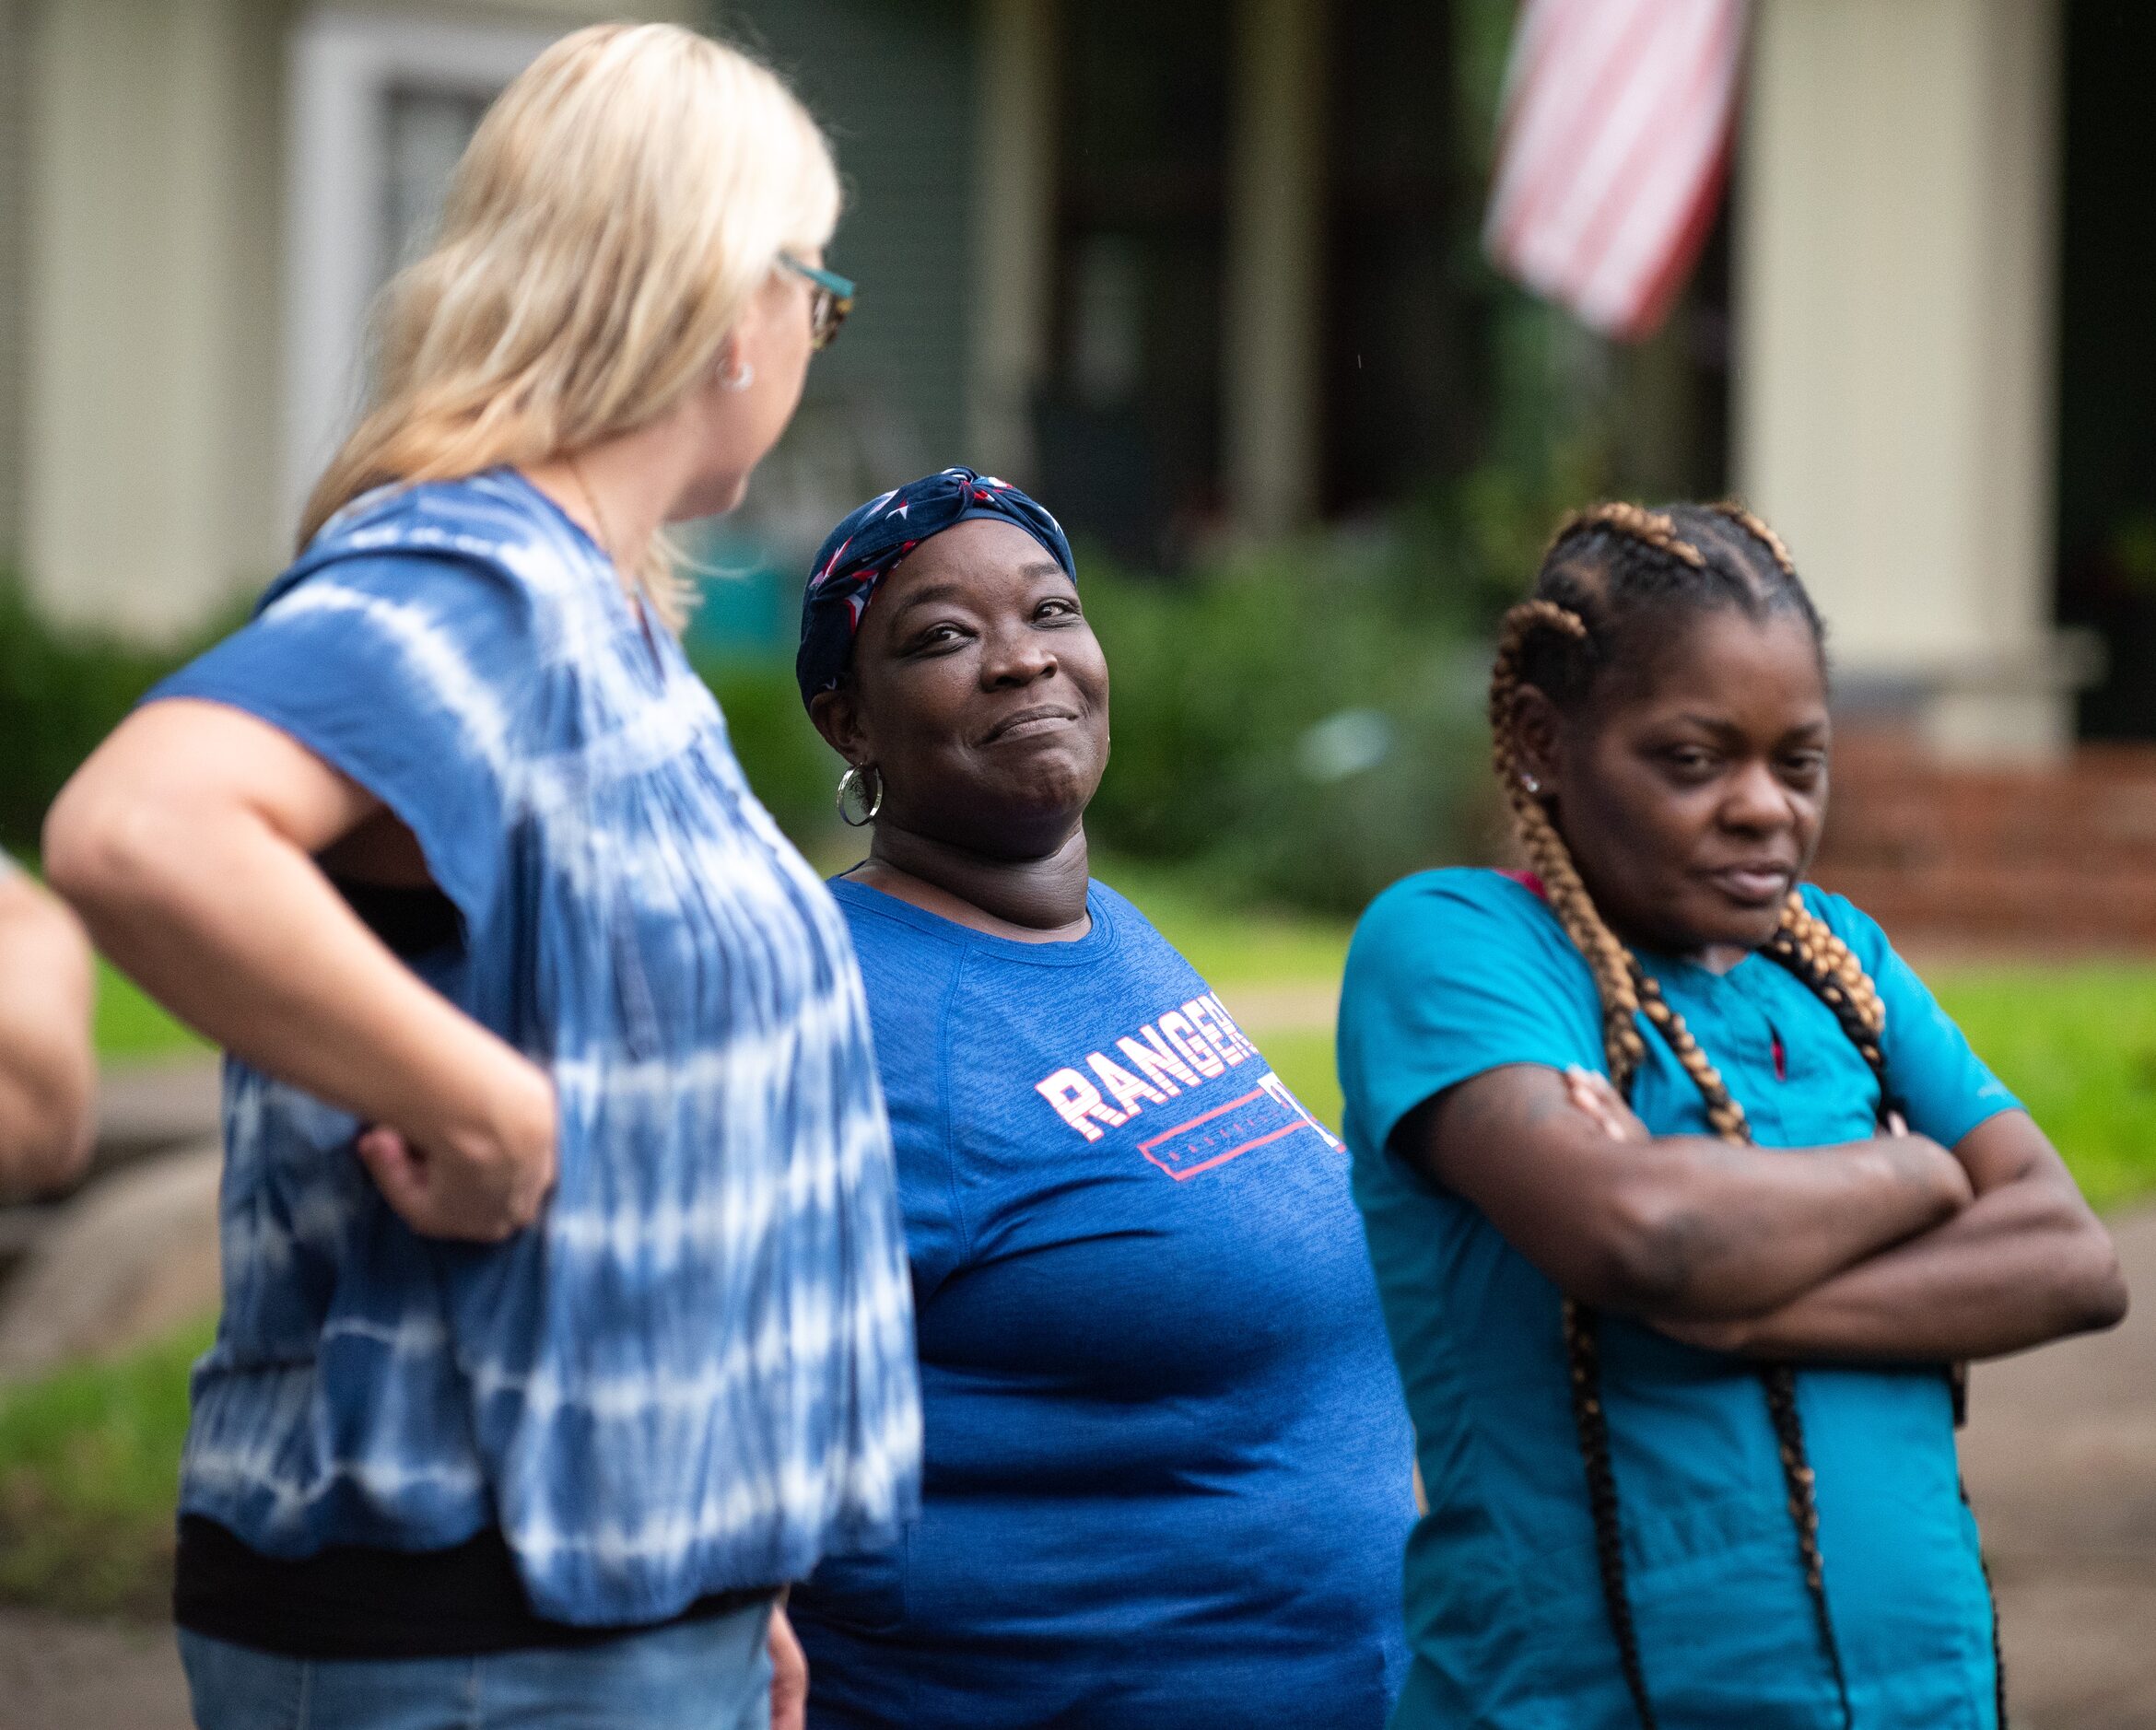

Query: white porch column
<box><xmin>23</xmin><ymin>0</ymin><xmax>698</xmax><ymax>640</ymax></box>
<box><xmin>25</xmin><ymin>0</ymin><xmax>285</xmax><ymax>637</ymax></box>
<box><xmin>1223</xmin><ymin>0</ymin><xmax>1326</xmax><ymax>538</ymax></box>
<box><xmin>0</xmin><ymin>0</ymin><xmax>29</xmax><ymax>567</ymax></box>
<box><xmin>967</xmin><ymin>0</ymin><xmax>1057</xmax><ymax>483</ymax></box>
<box><xmin>1736</xmin><ymin>0</ymin><xmax>2070</xmax><ymax>759</ymax></box>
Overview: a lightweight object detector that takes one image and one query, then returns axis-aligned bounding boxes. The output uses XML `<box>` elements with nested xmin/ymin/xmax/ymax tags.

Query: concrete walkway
<box><xmin>0</xmin><ymin>1607</ymin><xmax>191</xmax><ymax>1730</ymax></box>
<box><xmin>1963</xmin><ymin>1205</ymin><xmax>2156</xmax><ymax>1730</ymax></box>
<box><xmin>1</xmin><ymin>1208</ymin><xmax>2150</xmax><ymax>1728</ymax></box>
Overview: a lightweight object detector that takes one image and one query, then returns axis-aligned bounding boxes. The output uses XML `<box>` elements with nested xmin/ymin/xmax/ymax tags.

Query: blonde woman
<box><xmin>45</xmin><ymin>25</ymin><xmax>918</xmax><ymax>1730</ymax></box>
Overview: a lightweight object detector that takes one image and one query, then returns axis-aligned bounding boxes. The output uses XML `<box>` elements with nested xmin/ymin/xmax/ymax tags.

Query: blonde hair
<box><xmin>299</xmin><ymin>23</ymin><xmax>840</xmax><ymax>626</ymax></box>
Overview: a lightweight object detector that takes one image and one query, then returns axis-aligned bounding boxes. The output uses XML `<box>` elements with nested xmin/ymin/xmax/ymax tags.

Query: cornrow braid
<box><xmin>1548</xmin><ymin>501</ymin><xmax>1707</xmax><ymax>570</ymax></box>
<box><xmin>1488</xmin><ymin>499</ymin><xmax>2007</xmax><ymax>1729</ymax></box>
<box><xmin>1707</xmin><ymin>499</ymin><xmax>1798</xmax><ymax>578</ymax></box>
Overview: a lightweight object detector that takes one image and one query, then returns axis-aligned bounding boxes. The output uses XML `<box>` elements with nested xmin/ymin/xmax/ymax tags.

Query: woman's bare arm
<box><xmin>44</xmin><ymin>698</ymin><xmax>555</xmax><ymax>1241</ymax></box>
<box><xmin>1660</xmin><ymin>1110</ymin><xmax>2127</xmax><ymax>1361</ymax></box>
<box><xmin>0</xmin><ymin>870</ymin><xmax>96</xmax><ymax>1198</ymax></box>
<box><xmin>1399</xmin><ymin>1062</ymin><xmax>1973</xmax><ymax>1318</ymax></box>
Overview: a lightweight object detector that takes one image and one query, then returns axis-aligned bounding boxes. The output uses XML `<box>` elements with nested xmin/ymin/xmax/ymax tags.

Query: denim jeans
<box><xmin>178</xmin><ymin>1598</ymin><xmax>774</xmax><ymax>1730</ymax></box>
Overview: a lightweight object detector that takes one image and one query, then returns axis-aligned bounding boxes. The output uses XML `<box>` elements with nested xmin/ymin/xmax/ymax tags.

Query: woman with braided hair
<box><xmin>1336</xmin><ymin>501</ymin><xmax>2127</xmax><ymax>1729</ymax></box>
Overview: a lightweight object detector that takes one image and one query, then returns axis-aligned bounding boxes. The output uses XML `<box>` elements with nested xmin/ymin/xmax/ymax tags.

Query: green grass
<box><xmin>0</xmin><ymin>1315</ymin><xmax>212</xmax><ymax>1618</ymax></box>
<box><xmin>1092</xmin><ymin>855</ymin><xmax>1355</xmax><ymax>988</ymax></box>
<box><xmin>7</xmin><ymin>853</ymin><xmax>205</xmax><ymax>1063</ymax></box>
<box><xmin>95</xmin><ymin>957</ymin><xmax>206</xmax><ymax>1063</ymax></box>
<box><xmin>1107</xmin><ymin>866</ymin><xmax>2156</xmax><ymax>1210</ymax></box>
<box><xmin>1099</xmin><ymin>859</ymin><xmax>1353</xmax><ymax>1128</ymax></box>
<box><xmin>1240</xmin><ymin>1024</ymin><xmax>1345</xmax><ymax>1132</ymax></box>
<box><xmin>1930</xmin><ymin>964</ymin><xmax>2156</xmax><ymax>1212</ymax></box>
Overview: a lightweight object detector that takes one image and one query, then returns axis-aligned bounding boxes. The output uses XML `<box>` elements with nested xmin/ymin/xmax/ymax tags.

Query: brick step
<box><xmin>1815</xmin><ymin>735</ymin><xmax>2156</xmax><ymax>948</ymax></box>
<box><xmin>1812</xmin><ymin>864</ymin><xmax>2156</xmax><ymax>950</ymax></box>
<box><xmin>1826</xmin><ymin>758</ymin><xmax>2156</xmax><ymax>862</ymax></box>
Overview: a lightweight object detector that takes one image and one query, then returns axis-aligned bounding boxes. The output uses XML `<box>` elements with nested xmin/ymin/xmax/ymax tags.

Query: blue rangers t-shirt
<box><xmin>791</xmin><ymin>877</ymin><xmax>1414</xmax><ymax>1729</ymax></box>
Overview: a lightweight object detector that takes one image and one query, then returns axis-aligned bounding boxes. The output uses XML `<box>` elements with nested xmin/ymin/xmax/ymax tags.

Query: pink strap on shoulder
<box><xmin>1496</xmin><ymin>868</ymin><xmax>1550</xmax><ymax>902</ymax></box>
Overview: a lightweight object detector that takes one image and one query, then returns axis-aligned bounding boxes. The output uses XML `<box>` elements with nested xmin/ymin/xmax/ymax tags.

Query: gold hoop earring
<box><xmin>837</xmin><ymin>765</ymin><xmax>883</xmax><ymax>827</ymax></box>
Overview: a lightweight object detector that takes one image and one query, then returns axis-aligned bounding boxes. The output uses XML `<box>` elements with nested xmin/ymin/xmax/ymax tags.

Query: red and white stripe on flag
<box><xmin>1483</xmin><ymin>0</ymin><xmax>1748</xmax><ymax>341</ymax></box>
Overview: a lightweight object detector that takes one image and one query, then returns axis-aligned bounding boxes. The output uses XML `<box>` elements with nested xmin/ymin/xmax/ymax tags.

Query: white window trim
<box><xmin>282</xmin><ymin>8</ymin><xmax>563</xmax><ymax>539</ymax></box>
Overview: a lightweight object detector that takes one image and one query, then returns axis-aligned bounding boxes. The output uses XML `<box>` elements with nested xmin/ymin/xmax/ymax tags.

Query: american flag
<box><xmin>1483</xmin><ymin>0</ymin><xmax>1748</xmax><ymax>341</ymax></box>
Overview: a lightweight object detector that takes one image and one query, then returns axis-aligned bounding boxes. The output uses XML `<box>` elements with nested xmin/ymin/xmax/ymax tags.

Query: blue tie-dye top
<box><xmin>149</xmin><ymin>470</ymin><xmax>921</xmax><ymax>1626</ymax></box>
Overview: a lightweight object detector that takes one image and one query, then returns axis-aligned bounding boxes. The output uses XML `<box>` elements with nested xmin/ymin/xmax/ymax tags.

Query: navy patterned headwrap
<box><xmin>795</xmin><ymin>466</ymin><xmax>1074</xmax><ymax>707</ymax></box>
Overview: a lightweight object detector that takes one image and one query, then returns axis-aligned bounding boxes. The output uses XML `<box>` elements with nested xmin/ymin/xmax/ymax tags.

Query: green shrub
<box><xmin>0</xmin><ymin>570</ymin><xmax>849</xmax><ymax>866</ymax></box>
<box><xmin>1082</xmin><ymin>538</ymin><xmax>1497</xmax><ymax>915</ymax></box>
<box><xmin>692</xmin><ymin>652</ymin><xmax>846</xmax><ymax>845</ymax></box>
<box><xmin>0</xmin><ymin>578</ymin><xmax>205</xmax><ymax>854</ymax></box>
<box><xmin>2</xmin><ymin>510</ymin><xmax>1518</xmax><ymax>922</ymax></box>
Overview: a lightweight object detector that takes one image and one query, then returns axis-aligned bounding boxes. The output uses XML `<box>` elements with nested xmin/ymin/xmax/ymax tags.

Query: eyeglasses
<box><xmin>778</xmin><ymin>253</ymin><xmax>854</xmax><ymax>352</ymax></box>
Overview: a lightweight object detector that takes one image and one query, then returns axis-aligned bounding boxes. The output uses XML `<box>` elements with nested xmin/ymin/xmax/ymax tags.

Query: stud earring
<box><xmin>720</xmin><ymin>358</ymin><xmax>756</xmax><ymax>392</ymax></box>
<box><xmin>1522</xmin><ymin>773</ymin><xmax>1541</xmax><ymax>794</ymax></box>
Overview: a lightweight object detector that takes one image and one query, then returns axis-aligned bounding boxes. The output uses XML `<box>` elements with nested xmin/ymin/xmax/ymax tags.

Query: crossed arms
<box><xmin>1395</xmin><ymin>1063</ymin><xmax>2127</xmax><ymax>1362</ymax></box>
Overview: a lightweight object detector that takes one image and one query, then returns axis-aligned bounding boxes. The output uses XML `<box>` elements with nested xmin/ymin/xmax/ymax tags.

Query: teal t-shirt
<box><xmin>1336</xmin><ymin>868</ymin><xmax>2020</xmax><ymax>1730</ymax></box>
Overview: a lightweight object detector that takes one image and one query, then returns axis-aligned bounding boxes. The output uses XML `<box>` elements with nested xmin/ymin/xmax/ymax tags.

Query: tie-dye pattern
<box><xmin>149</xmin><ymin>472</ymin><xmax>920</xmax><ymax>1626</ymax></box>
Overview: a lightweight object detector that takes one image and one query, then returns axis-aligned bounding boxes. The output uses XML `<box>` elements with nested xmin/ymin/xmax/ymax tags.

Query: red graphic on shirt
<box><xmin>1138</xmin><ymin>1071</ymin><xmax>1333</xmax><ymax>1180</ymax></box>
<box><xmin>1033</xmin><ymin>994</ymin><xmax>1342</xmax><ymax>1175</ymax></box>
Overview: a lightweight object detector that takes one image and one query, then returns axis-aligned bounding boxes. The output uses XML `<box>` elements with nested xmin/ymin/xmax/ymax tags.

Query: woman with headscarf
<box><xmin>45</xmin><ymin>27</ymin><xmax>916</xmax><ymax>1730</ymax></box>
<box><xmin>784</xmin><ymin>467</ymin><xmax>1415</xmax><ymax>1728</ymax></box>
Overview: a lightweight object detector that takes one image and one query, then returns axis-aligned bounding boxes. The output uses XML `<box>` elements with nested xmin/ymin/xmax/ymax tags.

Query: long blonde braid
<box><xmin>1489</xmin><ymin>600</ymin><xmax>1649</xmax><ymax>1086</ymax></box>
<box><xmin>1491</xmin><ymin>613</ymin><xmax>1752</xmax><ymax>1134</ymax></box>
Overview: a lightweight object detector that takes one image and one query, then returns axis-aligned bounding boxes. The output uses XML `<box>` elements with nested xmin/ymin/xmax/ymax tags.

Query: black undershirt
<box><xmin>334</xmin><ymin>876</ymin><xmax>463</xmax><ymax>957</ymax></box>
<box><xmin>175</xmin><ymin>879</ymin><xmax>773</xmax><ymax>1659</ymax></box>
<box><xmin>175</xmin><ymin>1516</ymin><xmax>774</xmax><ymax>1659</ymax></box>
